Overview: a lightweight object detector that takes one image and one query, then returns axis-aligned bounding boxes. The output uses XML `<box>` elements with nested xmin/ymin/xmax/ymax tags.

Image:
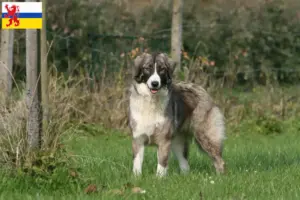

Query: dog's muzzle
<box><xmin>150</xmin><ymin>81</ymin><xmax>160</xmax><ymax>94</ymax></box>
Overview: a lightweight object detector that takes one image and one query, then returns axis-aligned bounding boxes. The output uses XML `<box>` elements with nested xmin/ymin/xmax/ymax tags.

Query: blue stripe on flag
<box><xmin>2</xmin><ymin>13</ymin><xmax>42</xmax><ymax>18</ymax></box>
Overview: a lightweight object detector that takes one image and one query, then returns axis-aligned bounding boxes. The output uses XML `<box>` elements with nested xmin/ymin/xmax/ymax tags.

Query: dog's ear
<box><xmin>166</xmin><ymin>56</ymin><xmax>177</xmax><ymax>76</ymax></box>
<box><xmin>133</xmin><ymin>53</ymin><xmax>146</xmax><ymax>83</ymax></box>
<box><xmin>162</xmin><ymin>54</ymin><xmax>177</xmax><ymax>84</ymax></box>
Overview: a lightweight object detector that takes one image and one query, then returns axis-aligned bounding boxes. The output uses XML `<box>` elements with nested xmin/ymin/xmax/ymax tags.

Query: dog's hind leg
<box><xmin>193</xmin><ymin>107</ymin><xmax>226</xmax><ymax>174</ymax></box>
<box><xmin>171</xmin><ymin>134</ymin><xmax>190</xmax><ymax>174</ymax></box>
<box><xmin>194</xmin><ymin>133</ymin><xmax>225</xmax><ymax>174</ymax></box>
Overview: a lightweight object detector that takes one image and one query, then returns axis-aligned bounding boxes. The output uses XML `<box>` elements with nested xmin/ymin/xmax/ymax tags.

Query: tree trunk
<box><xmin>171</xmin><ymin>0</ymin><xmax>183</xmax><ymax>79</ymax></box>
<box><xmin>41</xmin><ymin>0</ymin><xmax>49</xmax><ymax>131</ymax></box>
<box><xmin>26</xmin><ymin>6</ymin><xmax>42</xmax><ymax>150</ymax></box>
<box><xmin>0</xmin><ymin>30</ymin><xmax>14</xmax><ymax>104</ymax></box>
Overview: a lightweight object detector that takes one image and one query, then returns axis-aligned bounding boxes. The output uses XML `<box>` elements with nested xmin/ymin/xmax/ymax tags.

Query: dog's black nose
<box><xmin>151</xmin><ymin>81</ymin><xmax>159</xmax><ymax>87</ymax></box>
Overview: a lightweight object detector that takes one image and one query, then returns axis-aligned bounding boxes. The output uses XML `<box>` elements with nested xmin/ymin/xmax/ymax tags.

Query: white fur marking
<box><xmin>147</xmin><ymin>63</ymin><xmax>161</xmax><ymax>89</ymax></box>
<box><xmin>133</xmin><ymin>145</ymin><xmax>144</xmax><ymax>176</ymax></box>
<box><xmin>133</xmin><ymin>83</ymin><xmax>151</xmax><ymax>96</ymax></box>
<box><xmin>156</xmin><ymin>164</ymin><xmax>168</xmax><ymax>177</ymax></box>
<box><xmin>129</xmin><ymin>84</ymin><xmax>169</xmax><ymax>140</ymax></box>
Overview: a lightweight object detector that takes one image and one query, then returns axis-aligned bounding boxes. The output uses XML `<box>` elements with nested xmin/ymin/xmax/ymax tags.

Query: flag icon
<box><xmin>2</xmin><ymin>2</ymin><xmax>42</xmax><ymax>29</ymax></box>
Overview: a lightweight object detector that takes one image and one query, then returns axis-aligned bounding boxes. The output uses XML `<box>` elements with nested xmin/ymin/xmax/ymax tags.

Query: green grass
<box><xmin>0</xmin><ymin>124</ymin><xmax>300</xmax><ymax>200</ymax></box>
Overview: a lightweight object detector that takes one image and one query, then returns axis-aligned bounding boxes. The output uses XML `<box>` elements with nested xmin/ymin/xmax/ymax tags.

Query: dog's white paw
<box><xmin>156</xmin><ymin>164</ymin><xmax>168</xmax><ymax>177</ymax></box>
<box><xmin>133</xmin><ymin>169</ymin><xmax>142</xmax><ymax>177</ymax></box>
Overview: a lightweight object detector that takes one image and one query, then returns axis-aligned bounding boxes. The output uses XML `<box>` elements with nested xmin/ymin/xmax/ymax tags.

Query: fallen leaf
<box><xmin>132</xmin><ymin>187</ymin><xmax>146</xmax><ymax>194</ymax></box>
<box><xmin>84</xmin><ymin>184</ymin><xmax>97</xmax><ymax>194</ymax></box>
<box><xmin>70</xmin><ymin>170</ymin><xmax>77</xmax><ymax>177</ymax></box>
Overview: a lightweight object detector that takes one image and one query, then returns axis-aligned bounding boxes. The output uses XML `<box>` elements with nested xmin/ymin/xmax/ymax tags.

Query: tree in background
<box><xmin>171</xmin><ymin>0</ymin><xmax>183</xmax><ymax>78</ymax></box>
<box><xmin>0</xmin><ymin>30</ymin><xmax>14</xmax><ymax>104</ymax></box>
<box><xmin>26</xmin><ymin>0</ymin><xmax>42</xmax><ymax>150</ymax></box>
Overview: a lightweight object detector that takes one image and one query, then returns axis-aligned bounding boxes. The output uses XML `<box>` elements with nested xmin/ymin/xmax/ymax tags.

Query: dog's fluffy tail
<box><xmin>172</xmin><ymin>82</ymin><xmax>214</xmax><ymax>111</ymax></box>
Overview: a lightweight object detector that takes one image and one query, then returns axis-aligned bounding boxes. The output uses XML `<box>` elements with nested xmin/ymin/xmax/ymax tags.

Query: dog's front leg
<box><xmin>156</xmin><ymin>140</ymin><xmax>171</xmax><ymax>177</ymax></box>
<box><xmin>132</xmin><ymin>138</ymin><xmax>144</xmax><ymax>176</ymax></box>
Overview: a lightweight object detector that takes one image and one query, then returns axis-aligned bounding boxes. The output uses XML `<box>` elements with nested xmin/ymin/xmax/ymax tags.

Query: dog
<box><xmin>128</xmin><ymin>52</ymin><xmax>225</xmax><ymax>177</ymax></box>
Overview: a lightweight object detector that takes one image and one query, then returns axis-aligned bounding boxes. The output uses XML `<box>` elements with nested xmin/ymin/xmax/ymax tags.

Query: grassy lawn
<box><xmin>0</xmin><ymin>124</ymin><xmax>300</xmax><ymax>200</ymax></box>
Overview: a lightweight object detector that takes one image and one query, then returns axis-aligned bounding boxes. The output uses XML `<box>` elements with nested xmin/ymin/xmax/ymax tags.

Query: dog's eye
<box><xmin>143</xmin><ymin>68</ymin><xmax>150</xmax><ymax>73</ymax></box>
<box><xmin>159</xmin><ymin>68</ymin><xmax>166</xmax><ymax>74</ymax></box>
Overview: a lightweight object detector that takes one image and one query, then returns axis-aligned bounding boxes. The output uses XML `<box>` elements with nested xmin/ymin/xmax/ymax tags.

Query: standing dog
<box><xmin>129</xmin><ymin>52</ymin><xmax>225</xmax><ymax>177</ymax></box>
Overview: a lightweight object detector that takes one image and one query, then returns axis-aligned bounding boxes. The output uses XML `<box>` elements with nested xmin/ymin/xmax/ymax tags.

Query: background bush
<box><xmin>9</xmin><ymin>0</ymin><xmax>300</xmax><ymax>87</ymax></box>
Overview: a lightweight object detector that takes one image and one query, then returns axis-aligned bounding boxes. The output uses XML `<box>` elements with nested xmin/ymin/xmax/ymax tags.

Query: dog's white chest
<box><xmin>129</xmin><ymin>85</ymin><xmax>169</xmax><ymax>139</ymax></box>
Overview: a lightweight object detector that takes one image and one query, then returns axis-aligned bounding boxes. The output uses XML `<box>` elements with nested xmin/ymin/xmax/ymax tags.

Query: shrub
<box><xmin>10</xmin><ymin>0</ymin><xmax>300</xmax><ymax>88</ymax></box>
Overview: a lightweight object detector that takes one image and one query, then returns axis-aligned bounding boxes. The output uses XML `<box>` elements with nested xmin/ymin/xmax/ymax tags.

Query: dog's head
<box><xmin>133</xmin><ymin>52</ymin><xmax>176</xmax><ymax>94</ymax></box>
